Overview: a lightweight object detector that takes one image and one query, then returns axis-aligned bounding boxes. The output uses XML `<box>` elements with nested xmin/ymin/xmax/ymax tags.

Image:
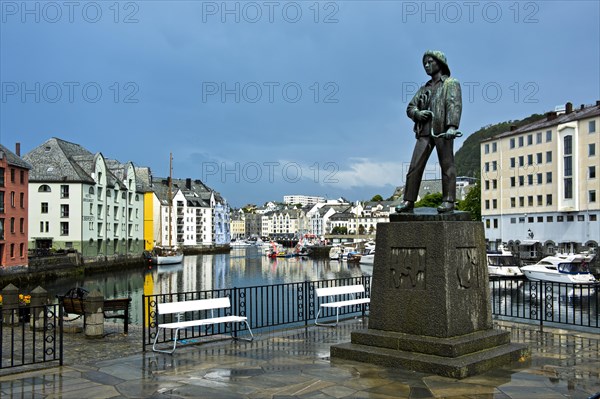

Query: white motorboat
<box><xmin>487</xmin><ymin>246</ymin><xmax>523</xmax><ymax>278</ymax></box>
<box><xmin>359</xmin><ymin>248</ymin><xmax>375</xmax><ymax>265</ymax></box>
<box><xmin>521</xmin><ymin>254</ymin><xmax>597</xmax><ymax>284</ymax></box>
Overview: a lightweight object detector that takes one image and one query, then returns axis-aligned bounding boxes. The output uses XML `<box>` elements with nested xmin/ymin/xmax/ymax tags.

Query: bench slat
<box><xmin>158</xmin><ymin>315</ymin><xmax>247</xmax><ymax>329</ymax></box>
<box><xmin>158</xmin><ymin>297</ymin><xmax>231</xmax><ymax>315</ymax></box>
<box><xmin>321</xmin><ymin>298</ymin><xmax>370</xmax><ymax>308</ymax></box>
<box><xmin>316</xmin><ymin>285</ymin><xmax>365</xmax><ymax>297</ymax></box>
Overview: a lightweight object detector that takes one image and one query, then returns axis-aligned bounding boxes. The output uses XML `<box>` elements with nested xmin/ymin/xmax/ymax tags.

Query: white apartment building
<box><xmin>480</xmin><ymin>101</ymin><xmax>599</xmax><ymax>256</ymax></box>
<box><xmin>25</xmin><ymin>138</ymin><xmax>145</xmax><ymax>258</ymax></box>
<box><xmin>283</xmin><ymin>195</ymin><xmax>325</xmax><ymax>206</ymax></box>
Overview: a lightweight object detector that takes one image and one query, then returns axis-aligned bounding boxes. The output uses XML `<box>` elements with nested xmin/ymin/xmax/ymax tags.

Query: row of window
<box><xmin>483</xmin><ymin>166</ymin><xmax>597</xmax><ymax>191</ymax></box>
<box><xmin>4</xmin><ymin>243</ymin><xmax>26</xmax><ymax>258</ymax></box>
<box><xmin>0</xmin><ymin>191</ymin><xmax>26</xmax><ymax>212</ymax></box>
<box><xmin>485</xmin><ymin>213</ymin><xmax>599</xmax><ymax>229</ymax></box>
<box><xmin>0</xmin><ymin>167</ymin><xmax>26</xmax><ymax>187</ymax></box>
<box><xmin>0</xmin><ymin>217</ymin><xmax>26</xmax><ymax>235</ymax></box>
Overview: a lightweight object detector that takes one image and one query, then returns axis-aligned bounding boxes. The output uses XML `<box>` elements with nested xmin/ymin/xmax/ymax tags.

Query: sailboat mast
<box><xmin>168</xmin><ymin>152</ymin><xmax>173</xmax><ymax>248</ymax></box>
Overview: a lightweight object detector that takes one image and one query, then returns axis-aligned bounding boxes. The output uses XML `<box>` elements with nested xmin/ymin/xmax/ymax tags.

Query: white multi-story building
<box><xmin>283</xmin><ymin>195</ymin><xmax>326</xmax><ymax>206</ymax></box>
<box><xmin>25</xmin><ymin>138</ymin><xmax>145</xmax><ymax>258</ymax></box>
<box><xmin>480</xmin><ymin>101</ymin><xmax>599</xmax><ymax>257</ymax></box>
<box><xmin>150</xmin><ymin>177</ymin><xmax>228</xmax><ymax>247</ymax></box>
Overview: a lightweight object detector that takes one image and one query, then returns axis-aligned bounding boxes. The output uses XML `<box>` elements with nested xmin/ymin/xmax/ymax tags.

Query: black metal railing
<box><xmin>143</xmin><ymin>276</ymin><xmax>371</xmax><ymax>351</ymax></box>
<box><xmin>1</xmin><ymin>304</ymin><xmax>63</xmax><ymax>370</ymax></box>
<box><xmin>490</xmin><ymin>278</ymin><xmax>600</xmax><ymax>330</ymax></box>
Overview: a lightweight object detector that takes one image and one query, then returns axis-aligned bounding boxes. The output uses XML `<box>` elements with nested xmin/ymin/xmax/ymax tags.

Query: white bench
<box><xmin>152</xmin><ymin>296</ymin><xmax>253</xmax><ymax>353</ymax></box>
<box><xmin>315</xmin><ymin>284</ymin><xmax>370</xmax><ymax>327</ymax></box>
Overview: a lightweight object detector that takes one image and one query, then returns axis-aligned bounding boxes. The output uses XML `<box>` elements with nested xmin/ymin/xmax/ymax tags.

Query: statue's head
<box><xmin>422</xmin><ymin>50</ymin><xmax>450</xmax><ymax>76</ymax></box>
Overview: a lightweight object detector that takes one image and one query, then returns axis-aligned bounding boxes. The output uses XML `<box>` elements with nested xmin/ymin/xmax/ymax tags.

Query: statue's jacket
<box><xmin>407</xmin><ymin>75</ymin><xmax>462</xmax><ymax>138</ymax></box>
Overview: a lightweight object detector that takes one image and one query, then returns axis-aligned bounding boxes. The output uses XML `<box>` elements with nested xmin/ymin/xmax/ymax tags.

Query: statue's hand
<box><xmin>414</xmin><ymin>110</ymin><xmax>433</xmax><ymax>122</ymax></box>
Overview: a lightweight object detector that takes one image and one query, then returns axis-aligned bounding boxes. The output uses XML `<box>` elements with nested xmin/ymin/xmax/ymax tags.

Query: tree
<box><xmin>331</xmin><ymin>226</ymin><xmax>348</xmax><ymax>235</ymax></box>
<box><xmin>358</xmin><ymin>225</ymin><xmax>366</xmax><ymax>235</ymax></box>
<box><xmin>457</xmin><ymin>180</ymin><xmax>481</xmax><ymax>221</ymax></box>
<box><xmin>415</xmin><ymin>192</ymin><xmax>443</xmax><ymax>208</ymax></box>
<box><xmin>370</xmin><ymin>194</ymin><xmax>384</xmax><ymax>202</ymax></box>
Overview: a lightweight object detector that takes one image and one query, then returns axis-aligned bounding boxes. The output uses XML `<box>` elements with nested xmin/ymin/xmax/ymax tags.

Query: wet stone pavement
<box><xmin>1</xmin><ymin>318</ymin><xmax>600</xmax><ymax>398</ymax></box>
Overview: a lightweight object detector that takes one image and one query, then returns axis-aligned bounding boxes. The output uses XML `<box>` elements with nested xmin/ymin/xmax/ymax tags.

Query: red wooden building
<box><xmin>0</xmin><ymin>143</ymin><xmax>31</xmax><ymax>268</ymax></box>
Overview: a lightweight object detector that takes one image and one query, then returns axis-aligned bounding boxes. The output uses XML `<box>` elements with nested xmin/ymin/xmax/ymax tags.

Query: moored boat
<box><xmin>487</xmin><ymin>245</ymin><xmax>523</xmax><ymax>278</ymax></box>
<box><xmin>521</xmin><ymin>254</ymin><xmax>597</xmax><ymax>285</ymax></box>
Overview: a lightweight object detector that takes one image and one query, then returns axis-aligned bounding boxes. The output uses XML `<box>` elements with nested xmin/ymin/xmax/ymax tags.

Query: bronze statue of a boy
<box><xmin>396</xmin><ymin>50</ymin><xmax>462</xmax><ymax>213</ymax></box>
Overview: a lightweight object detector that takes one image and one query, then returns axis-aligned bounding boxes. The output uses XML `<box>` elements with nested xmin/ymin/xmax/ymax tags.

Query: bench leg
<box><xmin>230</xmin><ymin>321</ymin><xmax>254</xmax><ymax>342</ymax></box>
<box><xmin>152</xmin><ymin>327</ymin><xmax>180</xmax><ymax>354</ymax></box>
<box><xmin>315</xmin><ymin>307</ymin><xmax>338</xmax><ymax>327</ymax></box>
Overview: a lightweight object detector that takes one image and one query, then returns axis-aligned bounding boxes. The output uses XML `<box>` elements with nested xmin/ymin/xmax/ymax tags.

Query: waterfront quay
<box><xmin>1</xmin><ymin>318</ymin><xmax>600</xmax><ymax>398</ymax></box>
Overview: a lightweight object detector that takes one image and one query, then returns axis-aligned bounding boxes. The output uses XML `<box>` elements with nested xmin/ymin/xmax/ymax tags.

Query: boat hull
<box><xmin>155</xmin><ymin>254</ymin><xmax>184</xmax><ymax>265</ymax></box>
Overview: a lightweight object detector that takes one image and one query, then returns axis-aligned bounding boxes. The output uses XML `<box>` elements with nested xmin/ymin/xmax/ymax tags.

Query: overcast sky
<box><xmin>1</xmin><ymin>1</ymin><xmax>599</xmax><ymax>207</ymax></box>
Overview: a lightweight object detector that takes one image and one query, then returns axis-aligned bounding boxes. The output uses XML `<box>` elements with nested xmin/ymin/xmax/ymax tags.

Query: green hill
<box><xmin>455</xmin><ymin>113</ymin><xmax>545</xmax><ymax>177</ymax></box>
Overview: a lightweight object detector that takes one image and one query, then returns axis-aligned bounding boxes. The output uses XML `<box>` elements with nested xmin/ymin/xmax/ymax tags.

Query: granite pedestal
<box><xmin>330</xmin><ymin>208</ymin><xmax>529</xmax><ymax>379</ymax></box>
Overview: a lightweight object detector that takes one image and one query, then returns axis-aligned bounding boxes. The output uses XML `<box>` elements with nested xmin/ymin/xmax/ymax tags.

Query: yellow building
<box><xmin>481</xmin><ymin>101</ymin><xmax>599</xmax><ymax>259</ymax></box>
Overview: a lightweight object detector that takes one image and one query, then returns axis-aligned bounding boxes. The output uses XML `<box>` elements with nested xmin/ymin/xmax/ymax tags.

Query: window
<box><xmin>38</xmin><ymin>184</ymin><xmax>51</xmax><ymax>192</ymax></box>
<box><xmin>60</xmin><ymin>222</ymin><xmax>69</xmax><ymax>236</ymax></box>
<box><xmin>492</xmin><ymin>199</ymin><xmax>497</xmax><ymax>209</ymax></box>
<box><xmin>547</xmin><ymin>216</ymin><xmax>553</xmax><ymax>222</ymax></box>
<box><xmin>89</xmin><ymin>186</ymin><xmax>95</xmax><ymax>195</ymax></box>
<box><xmin>510</xmin><ymin>138</ymin><xmax>515</xmax><ymax>149</ymax></box>
<box><xmin>10</xmin><ymin>217</ymin><xmax>15</xmax><ymax>233</ymax></box>
<box><xmin>537</xmin><ymin>216</ymin><xmax>543</xmax><ymax>223</ymax></box>
<box><xmin>510</xmin><ymin>157</ymin><xmax>515</xmax><ymax>168</ymax></box>
<box><xmin>578</xmin><ymin>215</ymin><xmax>585</xmax><ymax>221</ymax></box>
<box><xmin>45</xmin><ymin>221</ymin><xmax>49</xmax><ymax>232</ymax></box>
<box><xmin>0</xmin><ymin>191</ymin><xmax>4</xmax><ymax>213</ymax></box>
<box><xmin>492</xmin><ymin>179</ymin><xmax>497</xmax><ymax>189</ymax></box>
<box><xmin>492</xmin><ymin>161</ymin><xmax>497</xmax><ymax>171</ymax></box>
<box><xmin>485</xmin><ymin>219</ymin><xmax>490</xmax><ymax>228</ymax></box>
<box><xmin>485</xmin><ymin>180</ymin><xmax>490</xmax><ymax>190</ymax></box>
<box><xmin>591</xmin><ymin>214</ymin><xmax>597</xmax><ymax>222</ymax></box>
<box><xmin>590</xmin><ymin>190</ymin><xmax>597</xmax><ymax>203</ymax></box>
<box><xmin>589</xmin><ymin>143</ymin><xmax>596</xmax><ymax>156</ymax></box>
<box><xmin>493</xmin><ymin>218</ymin><xmax>498</xmax><ymax>228</ymax></box>
<box><xmin>537</xmin><ymin>195</ymin><xmax>543</xmax><ymax>206</ymax></box>
<box><xmin>20</xmin><ymin>170</ymin><xmax>24</xmax><ymax>184</ymax></box>
<box><xmin>536</xmin><ymin>152</ymin><xmax>542</xmax><ymax>164</ymax></box>
<box><xmin>590</xmin><ymin>120</ymin><xmax>597</xmax><ymax>133</ymax></box>
<box><xmin>510</xmin><ymin>177</ymin><xmax>516</xmax><ymax>187</ymax></box>
<box><xmin>528</xmin><ymin>196</ymin><xmax>533</xmax><ymax>206</ymax></box>
<box><xmin>546</xmin><ymin>194</ymin><xmax>553</xmax><ymax>205</ymax></box>
<box><xmin>519</xmin><ymin>156</ymin><xmax>524</xmax><ymax>167</ymax></box>
<box><xmin>40</xmin><ymin>221</ymin><xmax>44</xmax><ymax>233</ymax></box>
<box><xmin>527</xmin><ymin>154</ymin><xmax>533</xmax><ymax>165</ymax></box>
<box><xmin>10</xmin><ymin>168</ymin><xmax>15</xmax><ymax>183</ymax></box>
<box><xmin>485</xmin><ymin>200</ymin><xmax>490</xmax><ymax>209</ymax></box>
<box><xmin>590</xmin><ymin>166</ymin><xmax>597</xmax><ymax>179</ymax></box>
<box><xmin>20</xmin><ymin>218</ymin><xmax>24</xmax><ymax>233</ymax></box>
<box><xmin>19</xmin><ymin>192</ymin><xmax>24</xmax><ymax>208</ymax></box>
<box><xmin>60</xmin><ymin>185</ymin><xmax>69</xmax><ymax>198</ymax></box>
<box><xmin>528</xmin><ymin>175</ymin><xmax>533</xmax><ymax>185</ymax></box>
<box><xmin>10</xmin><ymin>192</ymin><xmax>15</xmax><ymax>207</ymax></box>
<box><xmin>510</xmin><ymin>217</ymin><xmax>516</xmax><ymax>224</ymax></box>
<box><xmin>537</xmin><ymin>173</ymin><xmax>542</xmax><ymax>184</ymax></box>
<box><xmin>60</xmin><ymin>204</ymin><xmax>69</xmax><ymax>218</ymax></box>
<box><xmin>519</xmin><ymin>176</ymin><xmax>524</xmax><ymax>186</ymax></box>
<box><xmin>519</xmin><ymin>197</ymin><xmax>524</xmax><ymax>207</ymax></box>
<box><xmin>546</xmin><ymin>151</ymin><xmax>552</xmax><ymax>163</ymax></box>
<box><xmin>511</xmin><ymin>198</ymin><xmax>516</xmax><ymax>207</ymax></box>
<box><xmin>484</xmin><ymin>144</ymin><xmax>489</xmax><ymax>154</ymax></box>
<box><xmin>527</xmin><ymin>134</ymin><xmax>533</xmax><ymax>145</ymax></box>
<box><xmin>546</xmin><ymin>130</ymin><xmax>552</xmax><ymax>142</ymax></box>
<box><xmin>0</xmin><ymin>167</ymin><xmax>4</xmax><ymax>187</ymax></box>
<box><xmin>528</xmin><ymin>216</ymin><xmax>534</xmax><ymax>223</ymax></box>
<box><xmin>10</xmin><ymin>244</ymin><xmax>14</xmax><ymax>258</ymax></box>
<box><xmin>20</xmin><ymin>243</ymin><xmax>24</xmax><ymax>257</ymax></box>
<box><xmin>492</xmin><ymin>142</ymin><xmax>497</xmax><ymax>152</ymax></box>
<box><xmin>557</xmin><ymin>215</ymin><xmax>564</xmax><ymax>222</ymax></box>
<box><xmin>518</xmin><ymin>136</ymin><xmax>524</xmax><ymax>147</ymax></box>
<box><xmin>546</xmin><ymin>172</ymin><xmax>553</xmax><ymax>183</ymax></box>
<box><xmin>564</xmin><ymin>178</ymin><xmax>573</xmax><ymax>199</ymax></box>
<box><xmin>536</xmin><ymin>132</ymin><xmax>542</xmax><ymax>143</ymax></box>
<box><xmin>567</xmin><ymin>215</ymin><xmax>574</xmax><ymax>222</ymax></box>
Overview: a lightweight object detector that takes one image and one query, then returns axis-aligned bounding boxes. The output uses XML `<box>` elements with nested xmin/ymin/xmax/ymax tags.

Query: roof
<box><xmin>0</xmin><ymin>144</ymin><xmax>32</xmax><ymax>169</ymax></box>
<box><xmin>23</xmin><ymin>138</ymin><xmax>96</xmax><ymax>183</ymax></box>
<box><xmin>483</xmin><ymin>102</ymin><xmax>600</xmax><ymax>142</ymax></box>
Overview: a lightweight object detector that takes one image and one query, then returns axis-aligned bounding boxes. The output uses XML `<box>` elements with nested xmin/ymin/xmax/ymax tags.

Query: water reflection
<box><xmin>33</xmin><ymin>247</ymin><xmax>369</xmax><ymax>325</ymax></box>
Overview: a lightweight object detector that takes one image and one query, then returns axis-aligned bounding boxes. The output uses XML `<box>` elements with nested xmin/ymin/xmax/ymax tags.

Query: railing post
<box><xmin>142</xmin><ymin>295</ymin><xmax>146</xmax><ymax>352</ymax></box>
<box><xmin>30</xmin><ymin>286</ymin><xmax>48</xmax><ymax>331</ymax></box>
<box><xmin>304</xmin><ymin>280</ymin><xmax>309</xmax><ymax>328</ymax></box>
<box><xmin>538</xmin><ymin>280</ymin><xmax>544</xmax><ymax>332</ymax></box>
<box><xmin>1</xmin><ymin>284</ymin><xmax>19</xmax><ymax>326</ymax></box>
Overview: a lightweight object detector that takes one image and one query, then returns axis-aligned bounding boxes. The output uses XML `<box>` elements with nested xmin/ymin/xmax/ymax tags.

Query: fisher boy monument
<box><xmin>330</xmin><ymin>51</ymin><xmax>529</xmax><ymax>378</ymax></box>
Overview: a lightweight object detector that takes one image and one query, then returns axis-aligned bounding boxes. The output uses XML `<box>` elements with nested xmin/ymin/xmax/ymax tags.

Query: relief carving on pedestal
<box><xmin>456</xmin><ymin>247</ymin><xmax>479</xmax><ymax>289</ymax></box>
<box><xmin>390</xmin><ymin>247</ymin><xmax>426</xmax><ymax>290</ymax></box>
